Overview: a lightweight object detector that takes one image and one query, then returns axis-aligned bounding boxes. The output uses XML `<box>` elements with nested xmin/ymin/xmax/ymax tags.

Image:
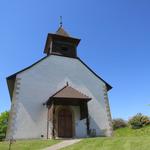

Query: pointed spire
<box><xmin>56</xmin><ymin>16</ymin><xmax>70</xmax><ymax>37</ymax></box>
<box><xmin>60</xmin><ymin>16</ymin><xmax>63</xmax><ymax>27</ymax></box>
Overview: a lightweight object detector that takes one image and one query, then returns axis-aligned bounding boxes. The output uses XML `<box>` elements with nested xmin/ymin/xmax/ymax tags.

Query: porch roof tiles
<box><xmin>52</xmin><ymin>85</ymin><xmax>90</xmax><ymax>99</ymax></box>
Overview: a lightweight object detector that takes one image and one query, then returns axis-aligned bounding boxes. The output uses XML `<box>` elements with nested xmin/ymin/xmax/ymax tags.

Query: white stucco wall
<box><xmin>7</xmin><ymin>55</ymin><xmax>112</xmax><ymax>139</ymax></box>
<box><xmin>71</xmin><ymin>106</ymin><xmax>87</xmax><ymax>138</ymax></box>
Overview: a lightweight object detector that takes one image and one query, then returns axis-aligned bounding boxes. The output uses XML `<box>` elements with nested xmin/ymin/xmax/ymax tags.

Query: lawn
<box><xmin>62</xmin><ymin>137</ymin><xmax>150</xmax><ymax>150</ymax></box>
<box><xmin>1</xmin><ymin>126</ymin><xmax>150</xmax><ymax>150</ymax></box>
<box><xmin>0</xmin><ymin>139</ymin><xmax>60</xmax><ymax>150</ymax></box>
<box><xmin>62</xmin><ymin>125</ymin><xmax>150</xmax><ymax>150</ymax></box>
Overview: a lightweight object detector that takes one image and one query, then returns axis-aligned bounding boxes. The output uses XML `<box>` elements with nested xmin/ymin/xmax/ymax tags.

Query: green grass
<box><xmin>114</xmin><ymin>125</ymin><xmax>150</xmax><ymax>137</ymax></box>
<box><xmin>62</xmin><ymin>137</ymin><xmax>150</xmax><ymax>150</ymax></box>
<box><xmin>1</xmin><ymin>126</ymin><xmax>150</xmax><ymax>150</ymax></box>
<box><xmin>62</xmin><ymin>125</ymin><xmax>150</xmax><ymax>150</ymax></box>
<box><xmin>0</xmin><ymin>139</ymin><xmax>60</xmax><ymax>150</ymax></box>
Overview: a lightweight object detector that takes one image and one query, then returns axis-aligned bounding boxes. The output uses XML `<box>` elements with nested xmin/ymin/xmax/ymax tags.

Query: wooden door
<box><xmin>58</xmin><ymin>108</ymin><xmax>73</xmax><ymax>138</ymax></box>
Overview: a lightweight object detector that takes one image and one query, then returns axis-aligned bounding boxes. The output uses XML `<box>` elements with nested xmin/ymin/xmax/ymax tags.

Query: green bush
<box><xmin>0</xmin><ymin>111</ymin><xmax>9</xmax><ymax>141</ymax></box>
<box><xmin>128</xmin><ymin>113</ymin><xmax>150</xmax><ymax>129</ymax></box>
<box><xmin>112</xmin><ymin>118</ymin><xmax>127</xmax><ymax>130</ymax></box>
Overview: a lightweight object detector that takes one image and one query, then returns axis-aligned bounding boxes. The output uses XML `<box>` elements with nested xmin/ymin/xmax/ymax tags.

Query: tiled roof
<box><xmin>52</xmin><ymin>85</ymin><xmax>91</xmax><ymax>99</ymax></box>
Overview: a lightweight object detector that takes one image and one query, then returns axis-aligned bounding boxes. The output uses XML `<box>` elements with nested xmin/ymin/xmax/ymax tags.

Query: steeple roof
<box><xmin>56</xmin><ymin>26</ymin><xmax>70</xmax><ymax>37</ymax></box>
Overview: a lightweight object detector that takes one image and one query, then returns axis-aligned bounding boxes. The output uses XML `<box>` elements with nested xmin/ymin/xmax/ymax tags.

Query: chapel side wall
<box><xmin>9</xmin><ymin>55</ymin><xmax>112</xmax><ymax>139</ymax></box>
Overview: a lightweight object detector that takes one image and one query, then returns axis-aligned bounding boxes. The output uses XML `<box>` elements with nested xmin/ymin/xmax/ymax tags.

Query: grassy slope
<box><xmin>62</xmin><ymin>125</ymin><xmax>150</xmax><ymax>150</ymax></box>
<box><xmin>0</xmin><ymin>139</ymin><xmax>60</xmax><ymax>150</ymax></box>
<box><xmin>114</xmin><ymin>125</ymin><xmax>150</xmax><ymax>137</ymax></box>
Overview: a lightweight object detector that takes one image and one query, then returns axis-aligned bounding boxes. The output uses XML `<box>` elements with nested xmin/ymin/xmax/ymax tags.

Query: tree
<box><xmin>0</xmin><ymin>111</ymin><xmax>9</xmax><ymax>140</ymax></box>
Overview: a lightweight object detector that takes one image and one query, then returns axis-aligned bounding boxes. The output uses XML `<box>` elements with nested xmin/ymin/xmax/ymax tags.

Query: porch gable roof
<box><xmin>53</xmin><ymin>85</ymin><xmax>90</xmax><ymax>99</ymax></box>
<box><xmin>45</xmin><ymin>84</ymin><xmax>91</xmax><ymax>105</ymax></box>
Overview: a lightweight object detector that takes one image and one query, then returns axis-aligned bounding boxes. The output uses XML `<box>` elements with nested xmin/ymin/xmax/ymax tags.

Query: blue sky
<box><xmin>0</xmin><ymin>0</ymin><xmax>150</xmax><ymax>120</ymax></box>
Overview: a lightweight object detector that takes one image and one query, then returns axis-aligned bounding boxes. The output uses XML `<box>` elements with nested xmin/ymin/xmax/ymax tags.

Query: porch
<box><xmin>45</xmin><ymin>84</ymin><xmax>91</xmax><ymax>139</ymax></box>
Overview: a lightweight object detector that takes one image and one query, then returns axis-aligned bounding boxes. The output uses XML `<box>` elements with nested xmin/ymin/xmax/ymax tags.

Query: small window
<box><xmin>61</xmin><ymin>47</ymin><xmax>68</xmax><ymax>51</ymax></box>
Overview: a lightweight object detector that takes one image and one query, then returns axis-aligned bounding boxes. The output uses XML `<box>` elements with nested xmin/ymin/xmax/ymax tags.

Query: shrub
<box><xmin>0</xmin><ymin>133</ymin><xmax>5</xmax><ymax>141</ymax></box>
<box><xmin>0</xmin><ymin>111</ymin><xmax>9</xmax><ymax>141</ymax></box>
<box><xmin>112</xmin><ymin>118</ymin><xmax>127</xmax><ymax>130</ymax></box>
<box><xmin>128</xmin><ymin>113</ymin><xmax>150</xmax><ymax>129</ymax></box>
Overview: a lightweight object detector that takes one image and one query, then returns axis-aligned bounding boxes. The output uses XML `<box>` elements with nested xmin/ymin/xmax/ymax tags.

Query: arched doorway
<box><xmin>58</xmin><ymin>108</ymin><xmax>73</xmax><ymax>138</ymax></box>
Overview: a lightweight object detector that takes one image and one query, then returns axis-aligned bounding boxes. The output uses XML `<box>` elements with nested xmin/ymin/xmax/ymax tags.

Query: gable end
<box><xmin>6</xmin><ymin>54</ymin><xmax>112</xmax><ymax>100</ymax></box>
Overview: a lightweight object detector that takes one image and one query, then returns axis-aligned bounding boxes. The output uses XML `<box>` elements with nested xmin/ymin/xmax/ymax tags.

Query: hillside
<box><xmin>114</xmin><ymin>125</ymin><xmax>150</xmax><ymax>137</ymax></box>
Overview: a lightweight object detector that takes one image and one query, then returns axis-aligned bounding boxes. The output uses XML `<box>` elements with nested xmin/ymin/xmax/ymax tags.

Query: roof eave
<box><xmin>77</xmin><ymin>57</ymin><xmax>112</xmax><ymax>91</ymax></box>
<box><xmin>6</xmin><ymin>76</ymin><xmax>16</xmax><ymax>101</ymax></box>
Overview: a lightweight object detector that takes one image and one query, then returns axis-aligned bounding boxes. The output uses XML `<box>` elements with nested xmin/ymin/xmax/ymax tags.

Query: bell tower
<box><xmin>44</xmin><ymin>25</ymin><xmax>80</xmax><ymax>58</ymax></box>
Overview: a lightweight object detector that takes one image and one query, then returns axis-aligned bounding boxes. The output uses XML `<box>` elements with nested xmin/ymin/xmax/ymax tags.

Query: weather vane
<box><xmin>60</xmin><ymin>16</ymin><xmax>63</xmax><ymax>27</ymax></box>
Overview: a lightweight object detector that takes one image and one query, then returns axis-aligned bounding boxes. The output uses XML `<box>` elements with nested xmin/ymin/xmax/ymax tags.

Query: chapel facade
<box><xmin>6</xmin><ymin>25</ymin><xmax>113</xmax><ymax>139</ymax></box>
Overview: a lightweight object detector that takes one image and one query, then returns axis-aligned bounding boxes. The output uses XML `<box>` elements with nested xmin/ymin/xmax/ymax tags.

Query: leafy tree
<box><xmin>0</xmin><ymin>111</ymin><xmax>9</xmax><ymax>140</ymax></box>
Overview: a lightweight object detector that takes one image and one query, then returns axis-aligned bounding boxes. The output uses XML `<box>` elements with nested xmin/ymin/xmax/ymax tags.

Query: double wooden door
<box><xmin>58</xmin><ymin>108</ymin><xmax>73</xmax><ymax>138</ymax></box>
